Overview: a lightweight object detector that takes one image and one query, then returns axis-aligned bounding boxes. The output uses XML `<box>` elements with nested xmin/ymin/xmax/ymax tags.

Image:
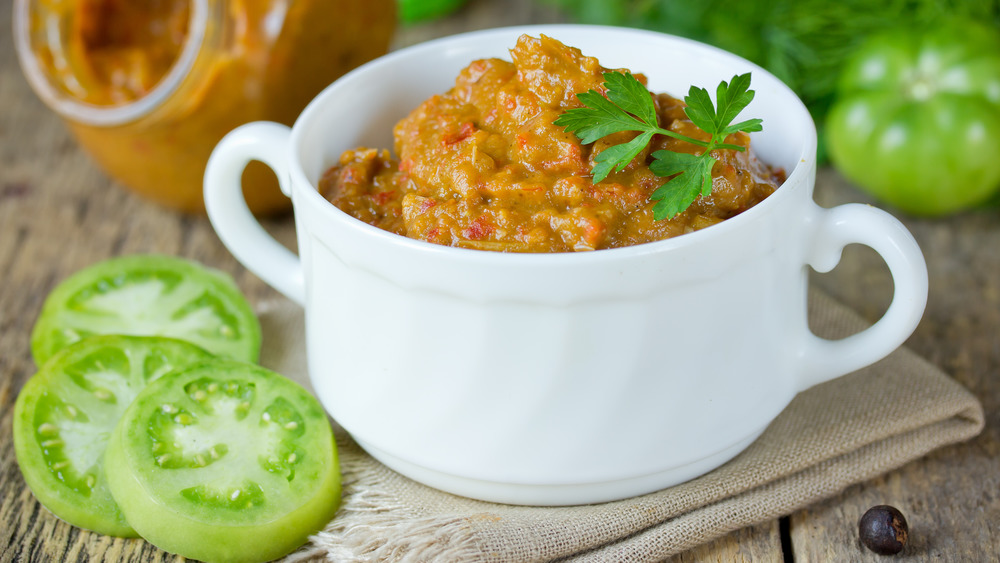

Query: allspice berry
<box><xmin>859</xmin><ymin>505</ymin><xmax>909</xmax><ymax>555</ymax></box>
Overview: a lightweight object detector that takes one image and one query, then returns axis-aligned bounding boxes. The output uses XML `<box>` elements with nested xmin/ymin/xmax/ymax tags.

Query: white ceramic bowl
<box><xmin>205</xmin><ymin>25</ymin><xmax>928</xmax><ymax>505</ymax></box>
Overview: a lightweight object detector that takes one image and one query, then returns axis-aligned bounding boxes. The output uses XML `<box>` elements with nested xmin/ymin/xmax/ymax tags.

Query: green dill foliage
<box><xmin>554</xmin><ymin>72</ymin><xmax>761</xmax><ymax>220</ymax></box>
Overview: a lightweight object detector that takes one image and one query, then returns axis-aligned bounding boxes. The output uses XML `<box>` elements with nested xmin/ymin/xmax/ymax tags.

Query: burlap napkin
<box><xmin>258</xmin><ymin>289</ymin><xmax>984</xmax><ymax>563</ymax></box>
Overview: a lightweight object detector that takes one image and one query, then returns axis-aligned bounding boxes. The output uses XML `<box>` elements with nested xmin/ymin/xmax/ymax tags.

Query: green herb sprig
<box><xmin>554</xmin><ymin>72</ymin><xmax>762</xmax><ymax>219</ymax></box>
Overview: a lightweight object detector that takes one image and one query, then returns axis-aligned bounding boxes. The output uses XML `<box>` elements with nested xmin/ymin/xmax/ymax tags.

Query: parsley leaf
<box><xmin>555</xmin><ymin>71</ymin><xmax>763</xmax><ymax>220</ymax></box>
<box><xmin>648</xmin><ymin>150</ymin><xmax>714</xmax><ymax>220</ymax></box>
<box><xmin>553</xmin><ymin>89</ymin><xmax>646</xmax><ymax>144</ymax></box>
<box><xmin>603</xmin><ymin>71</ymin><xmax>659</xmax><ymax>126</ymax></box>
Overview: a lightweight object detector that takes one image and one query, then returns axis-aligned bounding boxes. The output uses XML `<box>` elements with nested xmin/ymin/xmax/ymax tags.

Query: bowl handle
<box><xmin>797</xmin><ymin>203</ymin><xmax>928</xmax><ymax>391</ymax></box>
<box><xmin>204</xmin><ymin>121</ymin><xmax>304</xmax><ymax>305</ymax></box>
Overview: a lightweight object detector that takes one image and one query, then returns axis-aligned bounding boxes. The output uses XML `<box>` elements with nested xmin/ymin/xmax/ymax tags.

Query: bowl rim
<box><xmin>288</xmin><ymin>23</ymin><xmax>818</xmax><ymax>264</ymax></box>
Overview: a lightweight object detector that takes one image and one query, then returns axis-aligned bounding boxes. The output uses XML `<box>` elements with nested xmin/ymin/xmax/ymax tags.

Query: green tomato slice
<box><xmin>31</xmin><ymin>254</ymin><xmax>262</xmax><ymax>365</ymax></box>
<box><xmin>12</xmin><ymin>335</ymin><xmax>213</xmax><ymax>537</ymax></box>
<box><xmin>104</xmin><ymin>360</ymin><xmax>341</xmax><ymax>563</ymax></box>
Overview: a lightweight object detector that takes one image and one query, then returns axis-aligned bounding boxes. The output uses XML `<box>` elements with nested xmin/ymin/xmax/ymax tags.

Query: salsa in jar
<box><xmin>15</xmin><ymin>0</ymin><xmax>396</xmax><ymax>214</ymax></box>
<box><xmin>320</xmin><ymin>35</ymin><xmax>784</xmax><ymax>252</ymax></box>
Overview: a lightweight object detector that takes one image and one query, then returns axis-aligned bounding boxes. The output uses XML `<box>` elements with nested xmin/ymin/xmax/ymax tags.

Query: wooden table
<box><xmin>2</xmin><ymin>1</ymin><xmax>997</xmax><ymax>561</ymax></box>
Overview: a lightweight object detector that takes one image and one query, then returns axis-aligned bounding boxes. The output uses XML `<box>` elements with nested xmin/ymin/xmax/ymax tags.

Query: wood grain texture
<box><xmin>2</xmin><ymin>0</ymin><xmax>997</xmax><ymax>561</ymax></box>
<box><xmin>664</xmin><ymin>522</ymin><xmax>784</xmax><ymax>563</ymax></box>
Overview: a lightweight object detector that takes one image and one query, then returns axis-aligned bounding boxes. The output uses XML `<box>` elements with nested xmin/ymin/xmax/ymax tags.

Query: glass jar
<box><xmin>14</xmin><ymin>0</ymin><xmax>396</xmax><ymax>214</ymax></box>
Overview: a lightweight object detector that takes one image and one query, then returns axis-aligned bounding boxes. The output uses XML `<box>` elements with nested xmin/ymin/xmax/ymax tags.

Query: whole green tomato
<box><xmin>826</xmin><ymin>21</ymin><xmax>1000</xmax><ymax>216</ymax></box>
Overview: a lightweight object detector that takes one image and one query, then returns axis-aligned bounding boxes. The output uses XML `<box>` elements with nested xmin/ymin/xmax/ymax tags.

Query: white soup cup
<box><xmin>204</xmin><ymin>25</ymin><xmax>928</xmax><ymax>505</ymax></box>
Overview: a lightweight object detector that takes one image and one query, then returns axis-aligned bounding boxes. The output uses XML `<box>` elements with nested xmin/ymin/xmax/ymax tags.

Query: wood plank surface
<box><xmin>2</xmin><ymin>1</ymin><xmax>997</xmax><ymax>561</ymax></box>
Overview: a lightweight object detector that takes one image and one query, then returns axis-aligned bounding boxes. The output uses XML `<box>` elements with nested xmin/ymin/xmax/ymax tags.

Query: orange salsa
<box><xmin>24</xmin><ymin>0</ymin><xmax>395</xmax><ymax>214</ymax></box>
<box><xmin>320</xmin><ymin>35</ymin><xmax>784</xmax><ymax>252</ymax></box>
<box><xmin>59</xmin><ymin>0</ymin><xmax>191</xmax><ymax>106</ymax></box>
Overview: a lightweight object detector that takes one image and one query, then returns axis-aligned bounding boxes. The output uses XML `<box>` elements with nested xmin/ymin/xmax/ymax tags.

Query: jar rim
<box><xmin>13</xmin><ymin>0</ymin><xmax>209</xmax><ymax>127</ymax></box>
